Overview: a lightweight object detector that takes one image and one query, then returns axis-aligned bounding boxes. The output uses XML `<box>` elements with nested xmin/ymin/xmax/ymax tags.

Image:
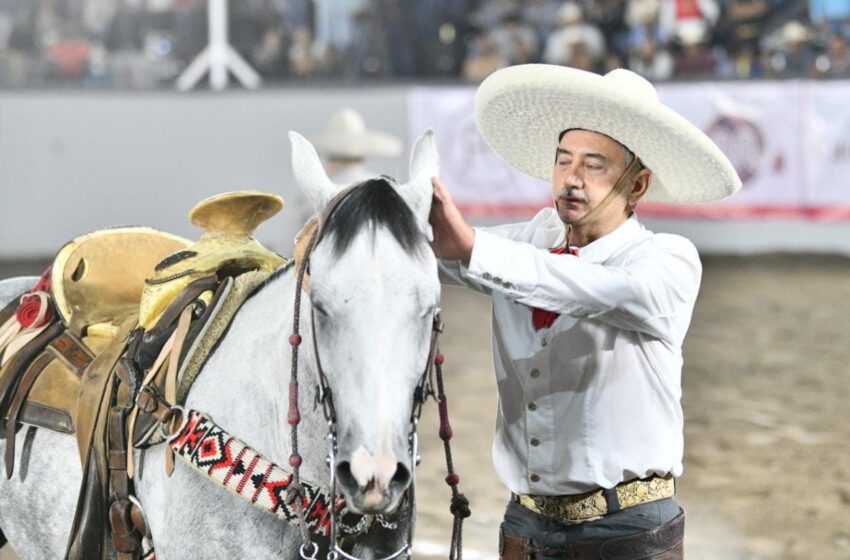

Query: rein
<box><xmin>286</xmin><ymin>186</ymin><xmax>470</xmax><ymax>560</ymax></box>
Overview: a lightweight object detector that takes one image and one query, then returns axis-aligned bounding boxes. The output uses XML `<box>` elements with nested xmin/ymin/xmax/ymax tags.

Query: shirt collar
<box><xmin>550</xmin><ymin>214</ymin><xmax>644</xmax><ymax>264</ymax></box>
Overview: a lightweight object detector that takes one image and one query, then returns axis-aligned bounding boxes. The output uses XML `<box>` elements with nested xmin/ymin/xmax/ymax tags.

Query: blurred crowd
<box><xmin>0</xmin><ymin>0</ymin><xmax>849</xmax><ymax>88</ymax></box>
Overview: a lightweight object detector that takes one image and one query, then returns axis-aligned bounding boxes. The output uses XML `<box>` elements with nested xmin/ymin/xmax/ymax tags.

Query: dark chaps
<box><xmin>500</xmin><ymin>511</ymin><xmax>685</xmax><ymax>560</ymax></box>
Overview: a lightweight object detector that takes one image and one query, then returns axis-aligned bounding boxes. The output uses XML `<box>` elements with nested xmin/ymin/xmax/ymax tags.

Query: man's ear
<box><xmin>628</xmin><ymin>168</ymin><xmax>652</xmax><ymax>206</ymax></box>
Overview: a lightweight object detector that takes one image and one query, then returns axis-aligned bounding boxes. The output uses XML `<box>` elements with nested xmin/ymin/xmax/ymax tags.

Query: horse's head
<box><xmin>289</xmin><ymin>129</ymin><xmax>440</xmax><ymax>514</ymax></box>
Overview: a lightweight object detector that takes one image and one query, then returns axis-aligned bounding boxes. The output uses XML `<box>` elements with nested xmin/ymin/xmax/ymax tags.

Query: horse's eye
<box><xmin>313</xmin><ymin>302</ymin><xmax>329</xmax><ymax>317</ymax></box>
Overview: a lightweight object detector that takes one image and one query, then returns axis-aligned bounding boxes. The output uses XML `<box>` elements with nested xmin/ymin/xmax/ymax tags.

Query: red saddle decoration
<box><xmin>15</xmin><ymin>267</ymin><xmax>54</xmax><ymax>329</ymax></box>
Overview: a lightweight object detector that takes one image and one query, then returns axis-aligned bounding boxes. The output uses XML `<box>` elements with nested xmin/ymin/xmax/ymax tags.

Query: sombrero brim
<box><xmin>474</xmin><ymin>65</ymin><xmax>741</xmax><ymax>203</ymax></box>
<box><xmin>309</xmin><ymin>130</ymin><xmax>403</xmax><ymax>159</ymax></box>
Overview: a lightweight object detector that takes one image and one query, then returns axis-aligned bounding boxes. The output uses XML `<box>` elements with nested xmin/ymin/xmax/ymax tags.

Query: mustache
<box><xmin>556</xmin><ymin>187</ymin><xmax>589</xmax><ymax>203</ymax></box>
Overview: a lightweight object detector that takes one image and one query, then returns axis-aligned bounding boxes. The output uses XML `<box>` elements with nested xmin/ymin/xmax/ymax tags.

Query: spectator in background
<box><xmin>658</xmin><ymin>0</ymin><xmax>720</xmax><ymax>45</ymax></box>
<box><xmin>313</xmin><ymin>0</ymin><xmax>367</xmax><ymax>58</ymax></box>
<box><xmin>0</xmin><ymin>9</ymin><xmax>11</xmax><ymax>51</ymax></box>
<box><xmin>470</xmin><ymin>0</ymin><xmax>522</xmax><ymax>31</ymax></box>
<box><xmin>411</xmin><ymin>0</ymin><xmax>470</xmax><ymax>77</ymax></box>
<box><xmin>714</xmin><ymin>0</ymin><xmax>771</xmax><ymax>53</ymax></box>
<box><xmin>766</xmin><ymin>20</ymin><xmax>816</xmax><ymax>77</ymax></box>
<box><xmin>584</xmin><ymin>0</ymin><xmax>628</xmax><ymax>54</ymax></box>
<box><xmin>8</xmin><ymin>2</ymin><xmax>37</xmax><ymax>53</ymax></box>
<box><xmin>83</xmin><ymin>0</ymin><xmax>116</xmax><ymax>43</ymax></box>
<box><xmin>289</xmin><ymin>26</ymin><xmax>325</xmax><ymax>77</ymax></box>
<box><xmin>521</xmin><ymin>0</ymin><xmax>561</xmax><ymax>44</ymax></box>
<box><xmin>543</xmin><ymin>2</ymin><xmax>606</xmax><ymax>69</ymax></box>
<box><xmin>809</xmin><ymin>0</ymin><xmax>850</xmax><ymax>39</ymax></box>
<box><xmin>44</xmin><ymin>21</ymin><xmax>92</xmax><ymax>81</ymax></box>
<box><xmin>35</xmin><ymin>0</ymin><xmax>63</xmax><ymax>50</ymax></box>
<box><xmin>603</xmin><ymin>50</ymin><xmax>626</xmax><ymax>72</ymax></box>
<box><xmin>379</xmin><ymin>0</ymin><xmax>417</xmax><ymax>77</ymax></box>
<box><xmin>171</xmin><ymin>0</ymin><xmax>205</xmax><ymax>64</ymax></box>
<box><xmin>107</xmin><ymin>0</ymin><xmax>144</xmax><ymax>51</ymax></box>
<box><xmin>253</xmin><ymin>27</ymin><xmax>288</xmax><ymax>79</ymax></box>
<box><xmin>630</xmin><ymin>36</ymin><xmax>674</xmax><ymax>79</ymax></box>
<box><xmin>813</xmin><ymin>33</ymin><xmax>850</xmax><ymax>77</ymax></box>
<box><xmin>462</xmin><ymin>29</ymin><xmax>505</xmax><ymax>80</ymax></box>
<box><xmin>230</xmin><ymin>0</ymin><xmax>276</xmax><ymax>66</ymax></box>
<box><xmin>564</xmin><ymin>37</ymin><xmax>599</xmax><ymax>70</ymax></box>
<box><xmin>673</xmin><ymin>19</ymin><xmax>717</xmax><ymax>77</ymax></box>
<box><xmin>726</xmin><ymin>43</ymin><xmax>765</xmax><ymax>78</ymax></box>
<box><xmin>490</xmin><ymin>12</ymin><xmax>538</xmax><ymax>65</ymax></box>
<box><xmin>624</xmin><ymin>0</ymin><xmax>661</xmax><ymax>52</ymax></box>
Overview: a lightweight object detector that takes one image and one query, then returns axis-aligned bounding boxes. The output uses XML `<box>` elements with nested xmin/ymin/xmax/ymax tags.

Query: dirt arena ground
<box><xmin>1</xmin><ymin>254</ymin><xmax>849</xmax><ymax>560</ymax></box>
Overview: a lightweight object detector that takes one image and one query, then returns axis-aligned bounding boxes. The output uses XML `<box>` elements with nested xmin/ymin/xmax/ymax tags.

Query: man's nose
<box><xmin>563</xmin><ymin>168</ymin><xmax>583</xmax><ymax>188</ymax></box>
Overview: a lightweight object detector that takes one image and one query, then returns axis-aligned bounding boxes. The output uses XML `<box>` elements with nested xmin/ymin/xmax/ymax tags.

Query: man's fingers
<box><xmin>431</xmin><ymin>176</ymin><xmax>451</xmax><ymax>204</ymax></box>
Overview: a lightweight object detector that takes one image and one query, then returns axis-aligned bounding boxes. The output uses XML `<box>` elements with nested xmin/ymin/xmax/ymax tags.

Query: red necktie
<box><xmin>530</xmin><ymin>247</ymin><xmax>577</xmax><ymax>331</ymax></box>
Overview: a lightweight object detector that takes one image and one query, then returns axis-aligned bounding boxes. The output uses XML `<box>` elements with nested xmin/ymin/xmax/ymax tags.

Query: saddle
<box><xmin>0</xmin><ymin>190</ymin><xmax>287</xmax><ymax>560</ymax></box>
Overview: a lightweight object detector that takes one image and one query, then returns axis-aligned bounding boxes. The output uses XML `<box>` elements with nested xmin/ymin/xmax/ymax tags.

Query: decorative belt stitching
<box><xmin>513</xmin><ymin>474</ymin><xmax>675</xmax><ymax>524</ymax></box>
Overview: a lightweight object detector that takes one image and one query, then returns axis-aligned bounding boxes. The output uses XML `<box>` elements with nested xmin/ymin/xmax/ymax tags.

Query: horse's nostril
<box><xmin>336</xmin><ymin>461</ymin><xmax>358</xmax><ymax>491</ymax></box>
<box><xmin>391</xmin><ymin>462</ymin><xmax>411</xmax><ymax>488</ymax></box>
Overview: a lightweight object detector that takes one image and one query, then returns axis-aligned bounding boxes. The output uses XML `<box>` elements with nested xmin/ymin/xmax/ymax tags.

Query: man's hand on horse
<box><xmin>429</xmin><ymin>176</ymin><xmax>475</xmax><ymax>264</ymax></box>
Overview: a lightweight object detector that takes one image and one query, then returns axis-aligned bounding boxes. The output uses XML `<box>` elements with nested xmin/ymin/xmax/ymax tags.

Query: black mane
<box><xmin>323</xmin><ymin>178</ymin><xmax>422</xmax><ymax>257</ymax></box>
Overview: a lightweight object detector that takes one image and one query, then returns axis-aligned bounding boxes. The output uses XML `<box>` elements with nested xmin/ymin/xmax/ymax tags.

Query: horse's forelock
<box><xmin>323</xmin><ymin>179</ymin><xmax>423</xmax><ymax>258</ymax></box>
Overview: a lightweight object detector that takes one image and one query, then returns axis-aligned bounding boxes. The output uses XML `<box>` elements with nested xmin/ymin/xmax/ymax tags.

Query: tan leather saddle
<box><xmin>0</xmin><ymin>190</ymin><xmax>287</xmax><ymax>560</ymax></box>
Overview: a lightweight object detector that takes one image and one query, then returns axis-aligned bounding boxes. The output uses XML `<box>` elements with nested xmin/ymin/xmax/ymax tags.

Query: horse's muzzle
<box><xmin>336</xmin><ymin>460</ymin><xmax>411</xmax><ymax>514</ymax></box>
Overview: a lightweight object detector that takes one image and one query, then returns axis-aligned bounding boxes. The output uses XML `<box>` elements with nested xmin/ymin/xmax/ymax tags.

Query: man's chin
<box><xmin>556</xmin><ymin>209</ymin><xmax>584</xmax><ymax>225</ymax></box>
<box><xmin>555</xmin><ymin>201</ymin><xmax>587</xmax><ymax>223</ymax></box>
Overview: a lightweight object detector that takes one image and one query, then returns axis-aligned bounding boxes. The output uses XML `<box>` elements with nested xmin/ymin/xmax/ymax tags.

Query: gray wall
<box><xmin>0</xmin><ymin>88</ymin><xmax>409</xmax><ymax>258</ymax></box>
<box><xmin>2</xmin><ymin>87</ymin><xmax>850</xmax><ymax>258</ymax></box>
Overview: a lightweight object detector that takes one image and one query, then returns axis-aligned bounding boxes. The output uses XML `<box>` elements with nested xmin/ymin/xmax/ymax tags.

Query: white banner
<box><xmin>408</xmin><ymin>80</ymin><xmax>850</xmax><ymax>220</ymax></box>
<box><xmin>805</xmin><ymin>82</ymin><xmax>850</xmax><ymax>212</ymax></box>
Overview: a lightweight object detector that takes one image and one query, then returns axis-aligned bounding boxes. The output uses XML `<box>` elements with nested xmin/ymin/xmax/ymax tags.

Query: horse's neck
<box><xmin>183</xmin><ymin>266</ymin><xmax>331</xmax><ymax>481</ymax></box>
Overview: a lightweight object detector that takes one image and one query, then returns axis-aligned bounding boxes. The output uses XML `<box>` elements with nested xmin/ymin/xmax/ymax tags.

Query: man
<box><xmin>310</xmin><ymin>107</ymin><xmax>402</xmax><ymax>186</ymax></box>
<box><xmin>429</xmin><ymin>65</ymin><xmax>740</xmax><ymax>559</ymax></box>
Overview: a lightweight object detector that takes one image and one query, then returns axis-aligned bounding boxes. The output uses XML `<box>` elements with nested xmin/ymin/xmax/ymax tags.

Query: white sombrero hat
<box><xmin>474</xmin><ymin>65</ymin><xmax>741</xmax><ymax>203</ymax></box>
<box><xmin>310</xmin><ymin>108</ymin><xmax>403</xmax><ymax>159</ymax></box>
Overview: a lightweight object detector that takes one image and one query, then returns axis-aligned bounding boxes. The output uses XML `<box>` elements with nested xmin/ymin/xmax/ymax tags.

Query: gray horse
<box><xmin>0</xmin><ymin>130</ymin><xmax>441</xmax><ymax>559</ymax></box>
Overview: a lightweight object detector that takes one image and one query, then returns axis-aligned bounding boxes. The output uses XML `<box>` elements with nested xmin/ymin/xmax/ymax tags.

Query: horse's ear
<box><xmin>289</xmin><ymin>131</ymin><xmax>340</xmax><ymax>215</ymax></box>
<box><xmin>401</xmin><ymin>129</ymin><xmax>439</xmax><ymax>233</ymax></box>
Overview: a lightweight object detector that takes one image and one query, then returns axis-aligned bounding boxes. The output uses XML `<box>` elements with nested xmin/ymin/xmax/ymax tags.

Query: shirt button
<box><xmin>527</xmin><ymin>402</ymin><xmax>537</xmax><ymax>411</ymax></box>
<box><xmin>530</xmin><ymin>368</ymin><xmax>540</xmax><ymax>378</ymax></box>
<box><xmin>493</xmin><ymin>276</ymin><xmax>502</xmax><ymax>284</ymax></box>
<box><xmin>530</xmin><ymin>438</ymin><xmax>540</xmax><ymax>447</ymax></box>
<box><xmin>503</xmin><ymin>282</ymin><xmax>514</xmax><ymax>289</ymax></box>
<box><xmin>541</xmin><ymin>338</ymin><xmax>548</xmax><ymax>347</ymax></box>
<box><xmin>482</xmin><ymin>272</ymin><xmax>492</xmax><ymax>280</ymax></box>
<box><xmin>530</xmin><ymin>474</ymin><xmax>540</xmax><ymax>483</ymax></box>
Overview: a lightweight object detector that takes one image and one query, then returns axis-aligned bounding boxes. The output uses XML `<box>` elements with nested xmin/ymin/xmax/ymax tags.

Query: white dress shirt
<box><xmin>439</xmin><ymin>208</ymin><xmax>702</xmax><ymax>496</ymax></box>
